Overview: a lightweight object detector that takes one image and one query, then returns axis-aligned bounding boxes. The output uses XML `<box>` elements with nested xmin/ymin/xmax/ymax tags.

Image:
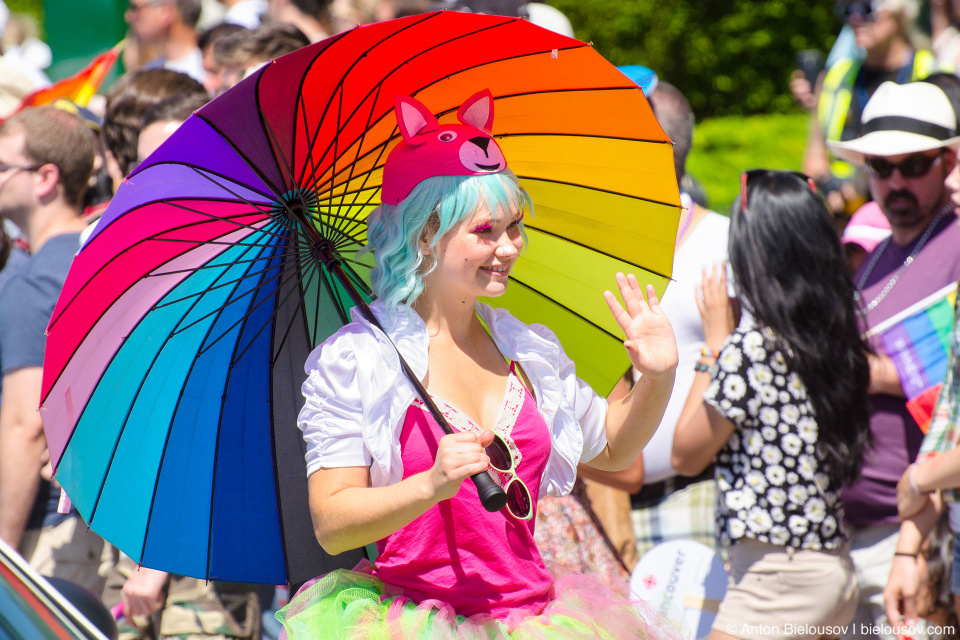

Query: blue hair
<box><xmin>365</xmin><ymin>170</ymin><xmax>532</xmax><ymax>309</ymax></box>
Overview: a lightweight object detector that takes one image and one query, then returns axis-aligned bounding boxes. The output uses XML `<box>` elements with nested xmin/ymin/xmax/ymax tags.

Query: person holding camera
<box><xmin>796</xmin><ymin>0</ymin><xmax>946</xmax><ymax>222</ymax></box>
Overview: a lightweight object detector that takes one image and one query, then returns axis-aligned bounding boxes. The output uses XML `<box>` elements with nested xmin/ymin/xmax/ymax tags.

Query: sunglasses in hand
<box><xmin>485</xmin><ymin>433</ymin><xmax>532</xmax><ymax>521</ymax></box>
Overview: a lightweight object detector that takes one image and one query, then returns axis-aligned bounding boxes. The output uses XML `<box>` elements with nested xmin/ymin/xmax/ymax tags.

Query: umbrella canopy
<box><xmin>39</xmin><ymin>10</ymin><xmax>679</xmax><ymax>585</ymax></box>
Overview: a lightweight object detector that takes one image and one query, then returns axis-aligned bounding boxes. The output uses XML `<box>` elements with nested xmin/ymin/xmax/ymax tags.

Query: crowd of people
<box><xmin>3</xmin><ymin>0</ymin><xmax>960</xmax><ymax>639</ymax></box>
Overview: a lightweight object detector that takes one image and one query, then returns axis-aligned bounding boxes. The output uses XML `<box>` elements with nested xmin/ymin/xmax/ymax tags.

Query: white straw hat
<box><xmin>828</xmin><ymin>81</ymin><xmax>960</xmax><ymax>164</ymax></box>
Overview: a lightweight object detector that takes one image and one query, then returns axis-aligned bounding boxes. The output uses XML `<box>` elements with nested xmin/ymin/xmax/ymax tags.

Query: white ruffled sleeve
<box><xmin>299</xmin><ymin>331</ymin><xmax>372</xmax><ymax>477</ymax></box>
<box><xmin>546</xmin><ymin>326</ymin><xmax>609</xmax><ymax>463</ymax></box>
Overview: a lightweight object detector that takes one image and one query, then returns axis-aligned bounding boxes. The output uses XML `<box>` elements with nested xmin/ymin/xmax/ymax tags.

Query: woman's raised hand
<box><xmin>603</xmin><ymin>273</ymin><xmax>677</xmax><ymax>380</ymax></box>
<box><xmin>696</xmin><ymin>263</ymin><xmax>736</xmax><ymax>350</ymax></box>
<box><xmin>428</xmin><ymin>431</ymin><xmax>495</xmax><ymax>502</ymax></box>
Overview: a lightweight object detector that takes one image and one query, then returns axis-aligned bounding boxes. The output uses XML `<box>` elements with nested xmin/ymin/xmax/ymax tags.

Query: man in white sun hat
<box><xmin>829</xmin><ymin>80</ymin><xmax>960</xmax><ymax>639</ymax></box>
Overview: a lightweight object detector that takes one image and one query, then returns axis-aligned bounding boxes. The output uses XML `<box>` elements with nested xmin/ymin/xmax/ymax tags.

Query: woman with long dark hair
<box><xmin>672</xmin><ymin>170</ymin><xmax>872</xmax><ymax>640</ymax></box>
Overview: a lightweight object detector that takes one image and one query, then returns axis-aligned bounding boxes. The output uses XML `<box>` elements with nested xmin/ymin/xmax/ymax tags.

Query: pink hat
<box><xmin>381</xmin><ymin>89</ymin><xmax>507</xmax><ymax>205</ymax></box>
<box><xmin>841</xmin><ymin>201</ymin><xmax>892</xmax><ymax>253</ymax></box>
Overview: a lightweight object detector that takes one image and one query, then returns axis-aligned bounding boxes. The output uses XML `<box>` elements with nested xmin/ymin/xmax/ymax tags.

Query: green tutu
<box><xmin>277</xmin><ymin>567</ymin><xmax>679</xmax><ymax>640</ymax></box>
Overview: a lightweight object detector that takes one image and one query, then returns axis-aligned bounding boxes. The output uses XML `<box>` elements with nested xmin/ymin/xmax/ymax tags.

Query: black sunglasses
<box><xmin>740</xmin><ymin>170</ymin><xmax>817</xmax><ymax>213</ymax></box>
<box><xmin>835</xmin><ymin>0</ymin><xmax>877</xmax><ymax>21</ymax></box>
<box><xmin>863</xmin><ymin>152</ymin><xmax>943</xmax><ymax>179</ymax></box>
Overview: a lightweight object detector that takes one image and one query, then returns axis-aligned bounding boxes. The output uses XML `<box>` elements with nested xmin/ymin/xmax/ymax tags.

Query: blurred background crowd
<box><xmin>4</xmin><ymin>1</ymin><xmax>960</xmax><ymax>640</ymax></box>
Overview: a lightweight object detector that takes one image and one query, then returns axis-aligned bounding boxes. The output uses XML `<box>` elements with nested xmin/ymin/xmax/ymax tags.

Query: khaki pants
<box><xmin>105</xmin><ymin>555</ymin><xmax>261</xmax><ymax>640</ymax></box>
<box><xmin>19</xmin><ymin>515</ymin><xmax>114</xmax><ymax>599</ymax></box>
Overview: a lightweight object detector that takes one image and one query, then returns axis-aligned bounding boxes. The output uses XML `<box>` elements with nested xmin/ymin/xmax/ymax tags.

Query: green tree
<box><xmin>546</xmin><ymin>0</ymin><xmax>838</xmax><ymax>117</ymax></box>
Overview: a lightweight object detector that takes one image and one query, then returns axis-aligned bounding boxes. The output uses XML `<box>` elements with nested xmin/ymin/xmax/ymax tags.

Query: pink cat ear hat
<box><xmin>381</xmin><ymin>89</ymin><xmax>508</xmax><ymax>205</ymax></box>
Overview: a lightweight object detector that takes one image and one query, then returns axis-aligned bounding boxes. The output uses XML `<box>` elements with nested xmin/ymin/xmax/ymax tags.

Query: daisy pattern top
<box><xmin>703</xmin><ymin>326</ymin><xmax>847</xmax><ymax>551</ymax></box>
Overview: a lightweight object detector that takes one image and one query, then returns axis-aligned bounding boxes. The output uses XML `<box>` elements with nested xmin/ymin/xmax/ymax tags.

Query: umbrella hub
<box><xmin>273</xmin><ymin>188</ymin><xmax>320</xmax><ymax>232</ymax></box>
<box><xmin>310</xmin><ymin>239</ymin><xmax>339</xmax><ymax>267</ymax></box>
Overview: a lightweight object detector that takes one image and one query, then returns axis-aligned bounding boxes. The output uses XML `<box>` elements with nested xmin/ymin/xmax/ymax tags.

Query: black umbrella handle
<box><xmin>321</xmin><ymin>257</ymin><xmax>508</xmax><ymax>513</ymax></box>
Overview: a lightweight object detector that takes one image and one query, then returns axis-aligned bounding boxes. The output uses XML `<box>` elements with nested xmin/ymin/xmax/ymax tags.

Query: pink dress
<box><xmin>278</xmin><ymin>366</ymin><xmax>678</xmax><ymax>639</ymax></box>
<box><xmin>373</xmin><ymin>366</ymin><xmax>554</xmax><ymax>618</ymax></box>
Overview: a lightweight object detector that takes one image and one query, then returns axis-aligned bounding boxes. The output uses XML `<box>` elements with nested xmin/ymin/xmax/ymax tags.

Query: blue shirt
<box><xmin>0</xmin><ymin>234</ymin><xmax>80</xmax><ymax>529</ymax></box>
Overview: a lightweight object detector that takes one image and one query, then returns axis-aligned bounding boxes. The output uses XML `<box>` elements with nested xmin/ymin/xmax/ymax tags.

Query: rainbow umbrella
<box><xmin>39</xmin><ymin>11</ymin><xmax>679</xmax><ymax>585</ymax></box>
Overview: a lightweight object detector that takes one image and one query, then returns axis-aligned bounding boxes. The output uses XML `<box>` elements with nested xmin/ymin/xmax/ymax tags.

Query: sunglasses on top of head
<box><xmin>835</xmin><ymin>0</ymin><xmax>879</xmax><ymax>22</ymax></box>
<box><xmin>863</xmin><ymin>152</ymin><xmax>943</xmax><ymax>179</ymax></box>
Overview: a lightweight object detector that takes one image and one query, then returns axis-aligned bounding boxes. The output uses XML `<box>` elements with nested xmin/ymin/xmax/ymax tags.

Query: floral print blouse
<box><xmin>703</xmin><ymin>326</ymin><xmax>847</xmax><ymax>551</ymax></box>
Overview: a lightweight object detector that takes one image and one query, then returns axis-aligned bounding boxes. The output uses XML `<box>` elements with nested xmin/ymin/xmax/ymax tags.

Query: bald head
<box><xmin>648</xmin><ymin>81</ymin><xmax>694</xmax><ymax>182</ymax></box>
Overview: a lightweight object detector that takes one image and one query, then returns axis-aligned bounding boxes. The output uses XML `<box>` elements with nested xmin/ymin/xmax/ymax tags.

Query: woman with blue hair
<box><xmin>276</xmin><ymin>90</ymin><xmax>679</xmax><ymax>639</ymax></box>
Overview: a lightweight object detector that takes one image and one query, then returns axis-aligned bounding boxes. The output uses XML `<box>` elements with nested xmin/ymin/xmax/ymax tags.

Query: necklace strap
<box><xmin>854</xmin><ymin>203</ymin><xmax>954</xmax><ymax>315</ymax></box>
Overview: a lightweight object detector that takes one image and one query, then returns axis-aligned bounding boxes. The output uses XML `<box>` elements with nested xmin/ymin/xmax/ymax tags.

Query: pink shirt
<box><xmin>371</xmin><ymin>371</ymin><xmax>555</xmax><ymax>618</ymax></box>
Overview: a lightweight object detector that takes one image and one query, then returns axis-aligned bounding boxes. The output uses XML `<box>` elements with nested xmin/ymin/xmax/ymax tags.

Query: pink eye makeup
<box><xmin>472</xmin><ymin>221</ymin><xmax>493</xmax><ymax>233</ymax></box>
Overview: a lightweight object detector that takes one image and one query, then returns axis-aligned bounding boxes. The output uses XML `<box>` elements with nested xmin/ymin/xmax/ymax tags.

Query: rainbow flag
<box><xmin>906</xmin><ymin>382</ymin><xmax>943</xmax><ymax>434</ymax></box>
<box><xmin>17</xmin><ymin>43</ymin><xmax>122</xmax><ymax>110</ymax></box>
<box><xmin>865</xmin><ymin>282</ymin><xmax>958</xmax><ymax>400</ymax></box>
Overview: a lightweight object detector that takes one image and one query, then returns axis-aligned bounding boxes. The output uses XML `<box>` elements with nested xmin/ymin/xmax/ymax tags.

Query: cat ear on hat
<box><xmin>395</xmin><ymin>95</ymin><xmax>439</xmax><ymax>146</ymax></box>
<box><xmin>457</xmin><ymin>89</ymin><xmax>495</xmax><ymax>133</ymax></box>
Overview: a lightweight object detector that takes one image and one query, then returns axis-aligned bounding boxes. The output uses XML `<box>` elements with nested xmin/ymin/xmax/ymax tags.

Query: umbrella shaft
<box><xmin>322</xmin><ymin>258</ymin><xmax>454</xmax><ymax>436</ymax></box>
<box><xmin>323</xmin><ymin>258</ymin><xmax>509</xmax><ymax>514</ymax></box>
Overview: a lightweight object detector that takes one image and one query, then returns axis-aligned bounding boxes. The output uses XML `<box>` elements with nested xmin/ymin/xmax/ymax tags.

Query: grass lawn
<box><xmin>686</xmin><ymin>111</ymin><xmax>810</xmax><ymax>215</ymax></box>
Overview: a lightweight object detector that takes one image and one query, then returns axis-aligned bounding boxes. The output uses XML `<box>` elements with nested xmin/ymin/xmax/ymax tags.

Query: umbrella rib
<box><xmin>321</xmin><ymin>267</ymin><xmax>352</xmax><ymax>328</ymax></box>
<box><xmin>257</xmin><ymin>110</ymin><xmax>306</xmax><ymax>200</ymax></box>
<box><xmin>496</xmin><ymin>131</ymin><xmax>672</xmax><ymax>144</ymax></box>
<box><xmin>258</xmin><ymin>111</ymin><xmax>326</xmax><ymax>247</ymax></box>
<box><xmin>194</xmin><ymin>112</ymin><xmax>287</xmax><ymax>197</ymax></box>
<box><xmin>316</xmin><ymin>84</ymin><xmax>655</xmax><ymax>201</ymax></box>
<box><xmin>154</xmin><ymin>231</ymin><xmax>309</xmax><ymax>316</ymax></box>
<box><xmin>41</xmin><ymin>216</ymin><xmax>290</xmax><ymax>406</ymax></box>
<box><xmin>178</xmin><ymin>172</ymin><xmax>309</xmax><ymax>250</ymax></box>
<box><xmin>337</xmin><ymin>254</ymin><xmax>373</xmax><ymax>273</ymax></box>
<box><xmin>191</xmin><ymin>249</ymin><xmax>315</xmax><ymax>359</ymax></box>
<box><xmin>137</xmin><ymin>235</ymin><xmax>275</xmax><ymax>572</ymax></box>
<box><xmin>298</xmin><ymin>38</ymin><xmax>592</xmax><ymax>198</ymax></box>
<box><xmin>518</xmin><ymin>178</ymin><xmax>680</xmax><ymax>210</ymax></box>
<box><xmin>331</xmin><ymin>81</ymin><xmax>383</xmax><ymax>236</ymax></box>
<box><xmin>229</xmin><ymin>252</ymin><xmax>323</xmax><ymax>366</ymax></box>
<box><xmin>292</xmin><ymin>11</ymin><xmax>447</xmax><ymax>189</ymax></box>
<box><xmin>160</xmin><ymin>227</ymin><xmax>309</xmax><ymax>333</ymax></box>
<box><xmin>268</xmin><ymin>256</ymin><xmax>324</xmax><ymax>367</ymax></box>
<box><xmin>129</xmin><ymin>162</ymin><xmax>281</xmax><ymax>204</ymax></box>
<box><xmin>149</xmin><ymin>247</ymin><xmax>313</xmax><ymax>309</ymax></box>
<box><xmin>200</xmin><ymin>241</ymin><xmax>283</xmax><ymax>581</ymax></box>
<box><xmin>46</xmin><ymin>208</ymin><xmax>272</xmax><ymax>352</ymax></box>
<box><xmin>159</xmin><ymin>199</ymin><xmax>313</xmax><ymax>249</ymax></box>
<box><xmin>504</xmin><ymin>276</ymin><xmax>623</xmax><ymax>343</ymax></box>
<box><xmin>146</xmin><ymin>245</ymin><xmax>304</xmax><ymax>284</ymax></box>
<box><xmin>312</xmin><ymin>134</ymin><xmax>678</xmax><ymax>216</ymax></box>
<box><xmin>183</xmin><ymin>166</ymin><xmax>301</xmax><ymax>238</ymax></box>
<box><xmin>81</xmin><ymin>200</ymin><xmax>280</xmax><ymax>250</ymax></box>
<box><xmin>327</xmin><ymin>80</ymin><xmax>388</xmax><ymax>241</ymax></box>
<box><xmin>310</xmin><ymin>256</ymin><xmax>325</xmax><ymax>347</ymax></box>
<box><xmin>326</xmin><ymin>80</ymin><xmax>345</xmax><ymax>238</ymax></box>
<box><xmin>295</xmin><ymin>90</ymin><xmax>327</xmax><ymax>230</ymax></box>
<box><xmin>83</xmin><ymin>232</ymin><xmax>256</xmax><ymax>528</ymax></box>
<box><xmin>522</xmin><ymin>222</ymin><xmax>673</xmax><ymax>282</ymax></box>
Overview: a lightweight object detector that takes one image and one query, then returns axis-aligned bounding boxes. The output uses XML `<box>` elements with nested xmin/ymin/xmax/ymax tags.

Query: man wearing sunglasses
<box><xmin>829</xmin><ymin>81</ymin><xmax>960</xmax><ymax>639</ymax></box>
<box><xmin>803</xmin><ymin>0</ymin><xmax>944</xmax><ymax>221</ymax></box>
